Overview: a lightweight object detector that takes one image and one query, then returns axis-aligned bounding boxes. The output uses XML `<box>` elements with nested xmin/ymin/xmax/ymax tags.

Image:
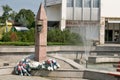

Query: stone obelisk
<box><xmin>35</xmin><ymin>3</ymin><xmax>47</xmax><ymax>62</ymax></box>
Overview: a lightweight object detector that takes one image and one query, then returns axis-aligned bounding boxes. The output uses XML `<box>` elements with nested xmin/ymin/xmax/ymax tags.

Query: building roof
<box><xmin>14</xmin><ymin>26</ymin><xmax>29</xmax><ymax>31</ymax></box>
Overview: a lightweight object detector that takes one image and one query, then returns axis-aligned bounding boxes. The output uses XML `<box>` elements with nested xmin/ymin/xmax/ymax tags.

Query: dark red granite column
<box><xmin>35</xmin><ymin>3</ymin><xmax>47</xmax><ymax>62</ymax></box>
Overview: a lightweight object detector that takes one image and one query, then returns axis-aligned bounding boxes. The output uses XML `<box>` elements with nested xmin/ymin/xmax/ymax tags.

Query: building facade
<box><xmin>100</xmin><ymin>0</ymin><xmax>120</xmax><ymax>44</ymax></box>
<box><xmin>45</xmin><ymin>0</ymin><xmax>100</xmax><ymax>28</ymax></box>
<box><xmin>45</xmin><ymin>0</ymin><xmax>100</xmax><ymax>44</ymax></box>
<box><xmin>45</xmin><ymin>0</ymin><xmax>120</xmax><ymax>44</ymax></box>
<box><xmin>99</xmin><ymin>17</ymin><xmax>120</xmax><ymax>44</ymax></box>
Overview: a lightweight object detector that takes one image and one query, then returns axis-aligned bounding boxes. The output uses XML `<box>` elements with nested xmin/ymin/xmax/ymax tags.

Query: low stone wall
<box><xmin>1</xmin><ymin>46</ymin><xmax>120</xmax><ymax>64</ymax></box>
<box><xmin>0</xmin><ymin>46</ymin><xmax>96</xmax><ymax>53</ymax></box>
<box><xmin>0</xmin><ymin>46</ymin><xmax>120</xmax><ymax>79</ymax></box>
<box><xmin>88</xmin><ymin>56</ymin><xmax>120</xmax><ymax>63</ymax></box>
<box><xmin>0</xmin><ymin>66</ymin><xmax>118</xmax><ymax>80</ymax></box>
<box><xmin>31</xmin><ymin>69</ymin><xmax>84</xmax><ymax>78</ymax></box>
<box><xmin>96</xmin><ymin>46</ymin><xmax>120</xmax><ymax>51</ymax></box>
<box><xmin>0</xmin><ymin>46</ymin><xmax>34</xmax><ymax>53</ymax></box>
<box><xmin>84</xmin><ymin>69</ymin><xmax>117</xmax><ymax>80</ymax></box>
<box><xmin>31</xmin><ymin>69</ymin><xmax>118</xmax><ymax>80</ymax></box>
<box><xmin>0</xmin><ymin>45</ymin><xmax>120</xmax><ymax>55</ymax></box>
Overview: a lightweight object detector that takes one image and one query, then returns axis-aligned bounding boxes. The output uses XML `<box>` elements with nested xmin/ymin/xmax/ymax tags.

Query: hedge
<box><xmin>1</xmin><ymin>28</ymin><xmax>82</xmax><ymax>46</ymax></box>
<box><xmin>0</xmin><ymin>42</ymin><xmax>34</xmax><ymax>46</ymax></box>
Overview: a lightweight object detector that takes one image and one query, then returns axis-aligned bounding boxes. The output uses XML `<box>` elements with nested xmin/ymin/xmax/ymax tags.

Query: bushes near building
<box><xmin>1</xmin><ymin>28</ymin><xmax>35</xmax><ymax>42</ymax></box>
<box><xmin>1</xmin><ymin>29</ymin><xmax>82</xmax><ymax>46</ymax></box>
<box><xmin>47</xmin><ymin>29</ymin><xmax>82</xmax><ymax>45</ymax></box>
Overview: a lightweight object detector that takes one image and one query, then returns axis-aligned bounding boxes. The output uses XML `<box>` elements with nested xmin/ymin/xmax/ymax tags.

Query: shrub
<box><xmin>2</xmin><ymin>32</ymin><xmax>11</xmax><ymax>42</ymax></box>
<box><xmin>26</xmin><ymin>28</ymin><xmax>35</xmax><ymax>42</ymax></box>
<box><xmin>47</xmin><ymin>29</ymin><xmax>82</xmax><ymax>45</ymax></box>
<box><xmin>2</xmin><ymin>28</ymin><xmax>35</xmax><ymax>42</ymax></box>
<box><xmin>1</xmin><ymin>28</ymin><xmax>82</xmax><ymax>45</ymax></box>
<box><xmin>16</xmin><ymin>28</ymin><xmax>35</xmax><ymax>42</ymax></box>
<box><xmin>10</xmin><ymin>32</ymin><xmax>18</xmax><ymax>42</ymax></box>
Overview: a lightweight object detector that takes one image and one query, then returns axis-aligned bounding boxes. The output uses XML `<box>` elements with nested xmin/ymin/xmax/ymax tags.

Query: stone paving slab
<box><xmin>0</xmin><ymin>75</ymin><xmax>50</xmax><ymax>80</ymax></box>
<box><xmin>0</xmin><ymin>75</ymin><xmax>89</xmax><ymax>80</ymax></box>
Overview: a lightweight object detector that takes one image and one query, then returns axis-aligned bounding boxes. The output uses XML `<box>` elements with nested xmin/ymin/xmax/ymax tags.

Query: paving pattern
<box><xmin>0</xmin><ymin>75</ymin><xmax>50</xmax><ymax>80</ymax></box>
<box><xmin>0</xmin><ymin>50</ymin><xmax>88</xmax><ymax>80</ymax></box>
<box><xmin>0</xmin><ymin>75</ymin><xmax>90</xmax><ymax>80</ymax></box>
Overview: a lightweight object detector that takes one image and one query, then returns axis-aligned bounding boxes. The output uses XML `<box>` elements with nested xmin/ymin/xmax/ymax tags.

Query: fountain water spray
<box><xmin>70</xmin><ymin>22</ymin><xmax>99</xmax><ymax>68</ymax></box>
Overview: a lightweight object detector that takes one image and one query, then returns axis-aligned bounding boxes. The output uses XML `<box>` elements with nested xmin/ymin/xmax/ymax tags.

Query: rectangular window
<box><xmin>84</xmin><ymin>0</ymin><xmax>91</xmax><ymax>8</ymax></box>
<box><xmin>76</xmin><ymin>0</ymin><xmax>82</xmax><ymax>7</ymax></box>
<box><xmin>67</xmin><ymin>0</ymin><xmax>73</xmax><ymax>7</ymax></box>
<box><xmin>93</xmin><ymin>0</ymin><xmax>99</xmax><ymax>8</ymax></box>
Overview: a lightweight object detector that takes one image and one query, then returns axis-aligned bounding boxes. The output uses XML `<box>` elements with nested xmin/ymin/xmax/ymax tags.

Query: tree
<box><xmin>2</xmin><ymin>4</ymin><xmax>13</xmax><ymax>32</ymax></box>
<box><xmin>15</xmin><ymin>9</ymin><xmax>35</xmax><ymax>29</ymax></box>
<box><xmin>0</xmin><ymin>17</ymin><xmax>4</xmax><ymax>23</ymax></box>
<box><xmin>9</xmin><ymin>11</ymin><xmax>17</xmax><ymax>21</ymax></box>
<box><xmin>18</xmin><ymin>14</ymin><xmax>29</xmax><ymax>27</ymax></box>
<box><xmin>2</xmin><ymin>4</ymin><xmax>12</xmax><ymax>22</ymax></box>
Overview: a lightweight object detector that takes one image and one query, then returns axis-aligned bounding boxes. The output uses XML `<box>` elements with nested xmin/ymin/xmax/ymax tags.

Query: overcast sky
<box><xmin>0</xmin><ymin>0</ymin><xmax>120</xmax><ymax>17</ymax></box>
<box><xmin>0</xmin><ymin>0</ymin><xmax>43</xmax><ymax>16</ymax></box>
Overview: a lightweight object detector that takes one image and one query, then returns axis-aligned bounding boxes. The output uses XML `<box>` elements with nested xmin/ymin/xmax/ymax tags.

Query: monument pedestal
<box><xmin>35</xmin><ymin>45</ymin><xmax>47</xmax><ymax>62</ymax></box>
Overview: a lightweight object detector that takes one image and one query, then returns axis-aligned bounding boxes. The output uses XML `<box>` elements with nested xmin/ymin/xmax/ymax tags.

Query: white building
<box><xmin>100</xmin><ymin>0</ymin><xmax>120</xmax><ymax>44</ymax></box>
<box><xmin>45</xmin><ymin>0</ymin><xmax>100</xmax><ymax>28</ymax></box>
<box><xmin>44</xmin><ymin>0</ymin><xmax>120</xmax><ymax>44</ymax></box>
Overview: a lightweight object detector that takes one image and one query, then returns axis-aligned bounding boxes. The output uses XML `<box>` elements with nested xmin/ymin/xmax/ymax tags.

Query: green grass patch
<box><xmin>0</xmin><ymin>42</ymin><xmax>83</xmax><ymax>46</ymax></box>
<box><xmin>0</xmin><ymin>42</ymin><xmax>34</xmax><ymax>46</ymax></box>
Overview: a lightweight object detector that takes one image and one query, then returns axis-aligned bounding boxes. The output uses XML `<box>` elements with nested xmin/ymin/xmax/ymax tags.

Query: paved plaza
<box><xmin>0</xmin><ymin>75</ymin><xmax>50</xmax><ymax>80</ymax></box>
<box><xmin>0</xmin><ymin>75</ymin><xmax>89</xmax><ymax>80</ymax></box>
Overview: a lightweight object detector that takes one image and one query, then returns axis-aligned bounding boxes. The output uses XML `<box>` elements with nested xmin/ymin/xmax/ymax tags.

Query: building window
<box><xmin>93</xmin><ymin>0</ymin><xmax>99</xmax><ymax>8</ymax></box>
<box><xmin>67</xmin><ymin>0</ymin><xmax>73</xmax><ymax>7</ymax></box>
<box><xmin>84</xmin><ymin>0</ymin><xmax>91</xmax><ymax>8</ymax></box>
<box><xmin>76</xmin><ymin>0</ymin><xmax>82</xmax><ymax>7</ymax></box>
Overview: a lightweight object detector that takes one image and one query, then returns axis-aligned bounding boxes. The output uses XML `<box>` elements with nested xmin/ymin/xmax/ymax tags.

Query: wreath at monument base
<box><xmin>14</xmin><ymin>58</ymin><xmax>60</xmax><ymax>76</ymax></box>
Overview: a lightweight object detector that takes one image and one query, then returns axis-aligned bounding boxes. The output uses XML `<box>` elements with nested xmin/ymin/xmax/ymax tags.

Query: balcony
<box><xmin>45</xmin><ymin>0</ymin><xmax>62</xmax><ymax>6</ymax></box>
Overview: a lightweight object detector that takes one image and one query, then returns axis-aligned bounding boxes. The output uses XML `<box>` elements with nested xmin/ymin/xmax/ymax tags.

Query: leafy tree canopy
<box><xmin>2</xmin><ymin>4</ymin><xmax>12</xmax><ymax>22</ymax></box>
<box><xmin>15</xmin><ymin>9</ymin><xmax>35</xmax><ymax>29</ymax></box>
<box><xmin>9</xmin><ymin>11</ymin><xmax>17</xmax><ymax>21</ymax></box>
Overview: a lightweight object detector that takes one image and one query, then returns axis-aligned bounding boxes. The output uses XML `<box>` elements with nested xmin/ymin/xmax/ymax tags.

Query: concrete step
<box><xmin>47</xmin><ymin>78</ymin><xmax>89</xmax><ymax>80</ymax></box>
<box><xmin>113</xmin><ymin>64</ymin><xmax>120</xmax><ymax>68</ymax></box>
<box><xmin>96</xmin><ymin>46</ymin><xmax>120</xmax><ymax>51</ymax></box>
